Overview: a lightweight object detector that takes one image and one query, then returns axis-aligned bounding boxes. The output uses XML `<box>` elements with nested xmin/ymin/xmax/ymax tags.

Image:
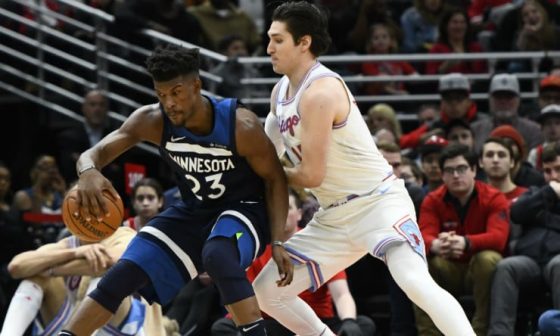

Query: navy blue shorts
<box><xmin>120</xmin><ymin>200</ymin><xmax>269</xmax><ymax>305</ymax></box>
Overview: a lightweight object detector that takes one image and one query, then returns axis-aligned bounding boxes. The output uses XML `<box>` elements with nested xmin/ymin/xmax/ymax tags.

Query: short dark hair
<box><xmin>272</xmin><ymin>1</ymin><xmax>331</xmax><ymax>57</ymax></box>
<box><xmin>542</xmin><ymin>142</ymin><xmax>560</xmax><ymax>163</ymax></box>
<box><xmin>439</xmin><ymin>143</ymin><xmax>478</xmax><ymax>170</ymax></box>
<box><xmin>132</xmin><ymin>178</ymin><xmax>164</xmax><ymax>200</ymax></box>
<box><xmin>481</xmin><ymin>137</ymin><xmax>514</xmax><ymax>161</ymax></box>
<box><xmin>218</xmin><ymin>34</ymin><xmax>245</xmax><ymax>53</ymax></box>
<box><xmin>146</xmin><ymin>44</ymin><xmax>200</xmax><ymax>82</ymax></box>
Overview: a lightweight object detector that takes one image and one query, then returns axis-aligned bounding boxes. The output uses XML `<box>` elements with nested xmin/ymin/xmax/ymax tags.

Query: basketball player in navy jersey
<box><xmin>255</xmin><ymin>2</ymin><xmax>475</xmax><ymax>336</ymax></box>
<box><xmin>58</xmin><ymin>44</ymin><xmax>290</xmax><ymax>336</ymax></box>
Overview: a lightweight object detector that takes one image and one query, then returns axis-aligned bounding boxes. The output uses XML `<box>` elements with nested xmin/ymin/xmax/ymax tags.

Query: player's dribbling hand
<box><xmin>76</xmin><ymin>169</ymin><xmax>119</xmax><ymax>222</ymax></box>
<box><xmin>272</xmin><ymin>245</ymin><xmax>293</xmax><ymax>287</ymax></box>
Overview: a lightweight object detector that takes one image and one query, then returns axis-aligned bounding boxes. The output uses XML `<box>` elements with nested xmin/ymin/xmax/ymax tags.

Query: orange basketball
<box><xmin>62</xmin><ymin>187</ymin><xmax>124</xmax><ymax>242</ymax></box>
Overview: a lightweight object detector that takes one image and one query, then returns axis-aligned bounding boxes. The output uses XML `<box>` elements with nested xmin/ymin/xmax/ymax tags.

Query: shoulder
<box><xmin>401</xmin><ymin>7</ymin><xmax>419</xmax><ymax>21</ymax></box>
<box><xmin>301</xmin><ymin>77</ymin><xmax>345</xmax><ymax>107</ymax></box>
<box><xmin>477</xmin><ymin>181</ymin><xmax>508</xmax><ymax>203</ymax></box>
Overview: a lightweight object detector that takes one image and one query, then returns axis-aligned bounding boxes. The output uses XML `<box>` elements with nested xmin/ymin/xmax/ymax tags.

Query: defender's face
<box><xmin>267</xmin><ymin>21</ymin><xmax>300</xmax><ymax>75</ymax></box>
<box><xmin>154</xmin><ymin>76</ymin><xmax>198</xmax><ymax>127</ymax></box>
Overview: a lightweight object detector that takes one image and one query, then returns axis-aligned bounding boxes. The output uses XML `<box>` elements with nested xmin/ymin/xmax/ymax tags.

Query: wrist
<box><xmin>77</xmin><ymin>163</ymin><xmax>97</xmax><ymax>177</ymax></box>
<box><xmin>271</xmin><ymin>240</ymin><xmax>284</xmax><ymax>248</ymax></box>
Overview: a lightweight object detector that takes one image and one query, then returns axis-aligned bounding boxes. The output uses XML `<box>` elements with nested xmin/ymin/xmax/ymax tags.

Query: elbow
<box><xmin>7</xmin><ymin>262</ymin><xmax>23</xmax><ymax>279</ymax></box>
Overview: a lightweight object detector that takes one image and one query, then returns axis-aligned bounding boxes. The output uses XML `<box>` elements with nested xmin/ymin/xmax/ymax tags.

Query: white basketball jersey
<box><xmin>274</xmin><ymin>62</ymin><xmax>393</xmax><ymax>208</ymax></box>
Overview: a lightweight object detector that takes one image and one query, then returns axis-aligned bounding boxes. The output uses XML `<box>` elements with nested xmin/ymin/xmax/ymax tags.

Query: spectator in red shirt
<box><xmin>210</xmin><ymin>190</ymin><xmax>376</xmax><ymax>336</ymax></box>
<box><xmin>425</xmin><ymin>9</ymin><xmax>487</xmax><ymax>74</ymax></box>
<box><xmin>361</xmin><ymin>23</ymin><xmax>418</xmax><ymax>96</ymax></box>
<box><xmin>415</xmin><ymin>144</ymin><xmax>510</xmax><ymax>336</ymax></box>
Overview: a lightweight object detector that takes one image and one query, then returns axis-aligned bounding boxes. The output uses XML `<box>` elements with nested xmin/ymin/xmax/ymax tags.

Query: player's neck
<box><xmin>287</xmin><ymin>58</ymin><xmax>318</xmax><ymax>97</ymax></box>
<box><xmin>185</xmin><ymin>96</ymin><xmax>213</xmax><ymax>135</ymax></box>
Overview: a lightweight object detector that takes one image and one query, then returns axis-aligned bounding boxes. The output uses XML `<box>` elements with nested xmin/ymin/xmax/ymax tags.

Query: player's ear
<box><xmin>299</xmin><ymin>35</ymin><xmax>312</xmax><ymax>52</ymax></box>
<box><xmin>192</xmin><ymin>77</ymin><xmax>202</xmax><ymax>93</ymax></box>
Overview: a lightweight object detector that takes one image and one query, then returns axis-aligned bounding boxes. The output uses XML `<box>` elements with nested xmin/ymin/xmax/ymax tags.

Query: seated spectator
<box><xmin>480</xmin><ymin>137</ymin><xmax>527</xmax><ymax>200</ymax></box>
<box><xmin>367</xmin><ymin>103</ymin><xmax>402</xmax><ymax>141</ymax></box>
<box><xmin>56</xmin><ymin>90</ymin><xmax>116</xmax><ymax>184</ymax></box>
<box><xmin>425</xmin><ymin>9</ymin><xmax>487</xmax><ymax>74</ymax></box>
<box><xmin>209</xmin><ymin>34</ymin><xmax>268</xmax><ymax>115</ymax></box>
<box><xmin>418</xmin><ymin>135</ymin><xmax>448</xmax><ymax>193</ymax></box>
<box><xmin>537</xmin><ymin>75</ymin><xmax>560</xmax><ymax>116</ymax></box>
<box><xmin>400</xmin><ymin>73</ymin><xmax>481</xmax><ymax>150</ymax></box>
<box><xmin>529</xmin><ymin>105</ymin><xmax>560</xmax><ymax>170</ymax></box>
<box><xmin>114</xmin><ymin>0</ymin><xmax>203</xmax><ymax>46</ymax></box>
<box><xmin>189</xmin><ymin>0</ymin><xmax>261</xmax><ymax>53</ymax></box>
<box><xmin>539</xmin><ymin>310</ymin><xmax>560</xmax><ymax>336</ymax></box>
<box><xmin>361</xmin><ymin>23</ymin><xmax>418</xmax><ymax>96</ymax></box>
<box><xmin>508</xmin><ymin>0</ymin><xmax>560</xmax><ymax>73</ymax></box>
<box><xmin>400</xmin><ymin>0</ymin><xmax>451</xmax><ymax>53</ymax></box>
<box><xmin>401</xmin><ymin>157</ymin><xmax>425</xmax><ymax>188</ymax></box>
<box><xmin>347</xmin><ymin>0</ymin><xmax>401</xmax><ymax>54</ymax></box>
<box><xmin>489</xmin><ymin>125</ymin><xmax>546</xmax><ymax>188</ymax></box>
<box><xmin>12</xmin><ymin>155</ymin><xmax>66</xmax><ymax>246</ymax></box>
<box><xmin>211</xmin><ymin>189</ymin><xmax>376</xmax><ymax>336</ymax></box>
<box><xmin>123</xmin><ymin>177</ymin><xmax>163</xmax><ymax>231</ymax></box>
<box><xmin>471</xmin><ymin>74</ymin><xmax>543</xmax><ymax>153</ymax></box>
<box><xmin>416</xmin><ymin>144</ymin><xmax>509</xmax><ymax>336</ymax></box>
<box><xmin>488</xmin><ymin>143</ymin><xmax>560</xmax><ymax>336</ymax></box>
<box><xmin>445</xmin><ymin>119</ymin><xmax>475</xmax><ymax>151</ymax></box>
<box><xmin>0</xmin><ymin>226</ymin><xmax>165</xmax><ymax>335</ymax></box>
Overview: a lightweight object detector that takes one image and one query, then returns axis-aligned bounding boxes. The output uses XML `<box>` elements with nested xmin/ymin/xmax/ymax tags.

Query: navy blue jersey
<box><xmin>159</xmin><ymin>96</ymin><xmax>266</xmax><ymax>209</ymax></box>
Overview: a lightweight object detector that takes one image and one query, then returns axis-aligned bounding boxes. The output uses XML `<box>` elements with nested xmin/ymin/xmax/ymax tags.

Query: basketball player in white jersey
<box><xmin>254</xmin><ymin>2</ymin><xmax>476</xmax><ymax>336</ymax></box>
<box><xmin>1</xmin><ymin>227</ymin><xmax>165</xmax><ymax>335</ymax></box>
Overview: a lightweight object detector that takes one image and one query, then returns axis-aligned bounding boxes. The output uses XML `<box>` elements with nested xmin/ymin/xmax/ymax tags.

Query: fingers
<box><xmin>275</xmin><ymin>258</ymin><xmax>294</xmax><ymax>287</ymax></box>
<box><xmin>77</xmin><ymin>188</ymin><xmax>105</xmax><ymax>221</ymax></box>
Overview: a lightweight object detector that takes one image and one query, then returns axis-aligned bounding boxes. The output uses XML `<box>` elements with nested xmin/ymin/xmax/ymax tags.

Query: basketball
<box><xmin>62</xmin><ymin>186</ymin><xmax>124</xmax><ymax>242</ymax></box>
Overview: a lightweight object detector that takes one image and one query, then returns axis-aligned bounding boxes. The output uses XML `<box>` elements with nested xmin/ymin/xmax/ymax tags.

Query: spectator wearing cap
<box><xmin>490</xmin><ymin>125</ymin><xmax>546</xmax><ymax>188</ymax></box>
<box><xmin>419</xmin><ymin>135</ymin><xmax>448</xmax><ymax>193</ymax></box>
<box><xmin>471</xmin><ymin>74</ymin><xmax>543</xmax><ymax>153</ymax></box>
<box><xmin>488</xmin><ymin>142</ymin><xmax>560</xmax><ymax>336</ymax></box>
<box><xmin>528</xmin><ymin>105</ymin><xmax>560</xmax><ymax>170</ymax></box>
<box><xmin>416</xmin><ymin>144</ymin><xmax>510</xmax><ymax>336</ymax></box>
<box><xmin>539</xmin><ymin>75</ymin><xmax>560</xmax><ymax>110</ymax></box>
<box><xmin>400</xmin><ymin>73</ymin><xmax>483</xmax><ymax>149</ymax></box>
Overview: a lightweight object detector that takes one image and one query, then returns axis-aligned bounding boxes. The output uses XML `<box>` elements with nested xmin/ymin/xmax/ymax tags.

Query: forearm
<box><xmin>266</xmin><ymin>175</ymin><xmax>289</xmax><ymax>243</ymax></box>
<box><xmin>8</xmin><ymin>249</ymin><xmax>76</xmax><ymax>279</ymax></box>
<box><xmin>52</xmin><ymin>259</ymin><xmax>107</xmax><ymax>277</ymax></box>
<box><xmin>334</xmin><ymin>293</ymin><xmax>357</xmax><ymax>320</ymax></box>
<box><xmin>284</xmin><ymin>164</ymin><xmax>322</xmax><ymax>188</ymax></box>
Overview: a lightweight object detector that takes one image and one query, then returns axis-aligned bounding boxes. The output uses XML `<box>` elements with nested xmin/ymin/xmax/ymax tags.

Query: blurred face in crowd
<box><xmin>133</xmin><ymin>186</ymin><xmax>163</xmax><ymax>221</ymax></box>
<box><xmin>441</xmin><ymin>91</ymin><xmax>470</xmax><ymax>120</ymax></box>
<box><xmin>542</xmin><ymin>117</ymin><xmax>560</xmax><ymax>143</ymax></box>
<box><xmin>226</xmin><ymin>39</ymin><xmax>248</xmax><ymax>58</ymax></box>
<box><xmin>400</xmin><ymin>164</ymin><xmax>422</xmax><ymax>186</ymax></box>
<box><xmin>490</xmin><ymin>91</ymin><xmax>520</xmax><ymax>123</ymax></box>
<box><xmin>447</xmin><ymin>126</ymin><xmax>474</xmax><ymax>150</ymax></box>
<box><xmin>543</xmin><ymin>156</ymin><xmax>560</xmax><ymax>183</ymax></box>
<box><xmin>421</xmin><ymin>153</ymin><xmax>442</xmax><ymax>184</ymax></box>
<box><xmin>82</xmin><ymin>90</ymin><xmax>108</xmax><ymax>129</ymax></box>
<box><xmin>423</xmin><ymin>0</ymin><xmax>442</xmax><ymax>12</ymax></box>
<box><xmin>284</xmin><ymin>193</ymin><xmax>302</xmax><ymax>239</ymax></box>
<box><xmin>31</xmin><ymin>155</ymin><xmax>60</xmax><ymax>187</ymax></box>
<box><xmin>374</xmin><ymin>129</ymin><xmax>396</xmax><ymax>144</ymax></box>
<box><xmin>369</xmin><ymin>112</ymin><xmax>393</xmax><ymax>133</ymax></box>
<box><xmin>521</xmin><ymin>2</ymin><xmax>543</xmax><ymax>28</ymax></box>
<box><xmin>380</xmin><ymin>149</ymin><xmax>402</xmax><ymax>177</ymax></box>
<box><xmin>447</xmin><ymin>13</ymin><xmax>467</xmax><ymax>41</ymax></box>
<box><xmin>539</xmin><ymin>88</ymin><xmax>560</xmax><ymax>109</ymax></box>
<box><xmin>442</xmin><ymin>155</ymin><xmax>475</xmax><ymax>197</ymax></box>
<box><xmin>0</xmin><ymin>166</ymin><xmax>10</xmax><ymax>200</ymax></box>
<box><xmin>480</xmin><ymin>141</ymin><xmax>514</xmax><ymax>180</ymax></box>
<box><xmin>418</xmin><ymin>106</ymin><xmax>438</xmax><ymax>124</ymax></box>
<box><xmin>369</xmin><ymin>24</ymin><xmax>392</xmax><ymax>54</ymax></box>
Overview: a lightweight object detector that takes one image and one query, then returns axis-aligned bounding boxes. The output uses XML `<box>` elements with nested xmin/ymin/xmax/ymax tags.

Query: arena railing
<box><xmin>1</xmin><ymin>0</ymin><xmax>558</xmax><ymax>128</ymax></box>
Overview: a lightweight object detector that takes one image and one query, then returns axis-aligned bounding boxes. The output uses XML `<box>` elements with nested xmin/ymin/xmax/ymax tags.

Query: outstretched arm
<box><xmin>7</xmin><ymin>239</ymin><xmax>75</xmax><ymax>279</ymax></box>
<box><xmin>76</xmin><ymin>104</ymin><xmax>163</xmax><ymax>219</ymax></box>
<box><xmin>236</xmin><ymin>108</ymin><xmax>292</xmax><ymax>286</ymax></box>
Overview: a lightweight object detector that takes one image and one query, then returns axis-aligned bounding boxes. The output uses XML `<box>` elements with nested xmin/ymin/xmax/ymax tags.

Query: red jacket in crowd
<box><xmin>419</xmin><ymin>180</ymin><xmax>510</xmax><ymax>262</ymax></box>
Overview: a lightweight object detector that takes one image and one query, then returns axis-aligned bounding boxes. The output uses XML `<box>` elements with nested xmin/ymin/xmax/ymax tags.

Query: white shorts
<box><xmin>283</xmin><ymin>178</ymin><xmax>426</xmax><ymax>291</ymax></box>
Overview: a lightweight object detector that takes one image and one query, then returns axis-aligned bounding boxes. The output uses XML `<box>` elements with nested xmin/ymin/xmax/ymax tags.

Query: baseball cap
<box><xmin>490</xmin><ymin>74</ymin><xmax>520</xmax><ymax>95</ymax></box>
<box><xmin>536</xmin><ymin>104</ymin><xmax>560</xmax><ymax>123</ymax></box>
<box><xmin>540</xmin><ymin>75</ymin><xmax>560</xmax><ymax>92</ymax></box>
<box><xmin>439</xmin><ymin>73</ymin><xmax>470</xmax><ymax>93</ymax></box>
<box><xmin>489</xmin><ymin>125</ymin><xmax>527</xmax><ymax>160</ymax></box>
<box><xmin>419</xmin><ymin>135</ymin><xmax>449</xmax><ymax>157</ymax></box>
